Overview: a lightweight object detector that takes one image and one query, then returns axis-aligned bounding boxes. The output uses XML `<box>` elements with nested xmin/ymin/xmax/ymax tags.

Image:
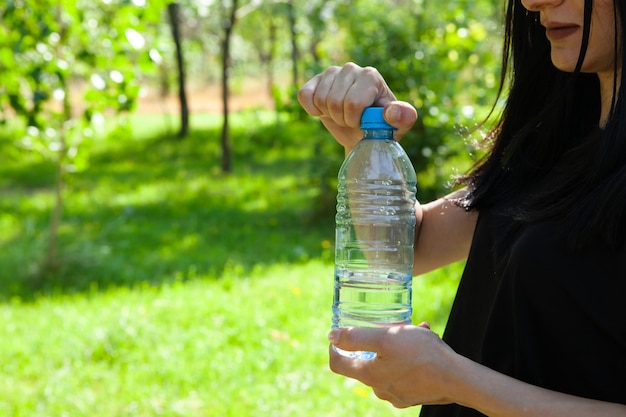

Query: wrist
<box><xmin>443</xmin><ymin>352</ymin><xmax>485</xmax><ymax>409</ymax></box>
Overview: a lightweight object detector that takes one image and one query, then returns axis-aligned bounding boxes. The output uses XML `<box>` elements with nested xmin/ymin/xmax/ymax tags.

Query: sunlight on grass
<box><xmin>0</xmin><ymin>260</ymin><xmax>461</xmax><ymax>416</ymax></box>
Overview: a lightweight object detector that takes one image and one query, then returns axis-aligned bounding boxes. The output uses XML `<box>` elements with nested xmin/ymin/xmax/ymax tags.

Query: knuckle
<box><xmin>328</xmin><ymin>358</ymin><xmax>342</xmax><ymax>374</ymax></box>
<box><xmin>392</xmin><ymin>401</ymin><xmax>411</xmax><ymax>409</ymax></box>
<box><xmin>297</xmin><ymin>85</ymin><xmax>311</xmax><ymax>103</ymax></box>
<box><xmin>325</xmin><ymin>65</ymin><xmax>342</xmax><ymax>75</ymax></box>
<box><xmin>342</xmin><ymin>62</ymin><xmax>361</xmax><ymax>71</ymax></box>
<box><xmin>373</xmin><ymin>387</ymin><xmax>393</xmax><ymax>402</ymax></box>
<box><xmin>361</xmin><ymin>65</ymin><xmax>381</xmax><ymax>78</ymax></box>
<box><xmin>342</xmin><ymin>97</ymin><xmax>362</xmax><ymax>112</ymax></box>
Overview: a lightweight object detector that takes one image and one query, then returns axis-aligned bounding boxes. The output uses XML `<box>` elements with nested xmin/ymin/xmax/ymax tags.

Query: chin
<box><xmin>550</xmin><ymin>57</ymin><xmax>579</xmax><ymax>73</ymax></box>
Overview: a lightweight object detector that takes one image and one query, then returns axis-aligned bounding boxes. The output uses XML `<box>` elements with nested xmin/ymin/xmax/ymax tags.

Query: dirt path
<box><xmin>136</xmin><ymin>78</ymin><xmax>275</xmax><ymax>115</ymax></box>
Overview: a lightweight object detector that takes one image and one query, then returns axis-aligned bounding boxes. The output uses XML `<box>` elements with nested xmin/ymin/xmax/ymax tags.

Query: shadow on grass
<box><xmin>0</xmin><ymin>114</ymin><xmax>340</xmax><ymax>301</ymax></box>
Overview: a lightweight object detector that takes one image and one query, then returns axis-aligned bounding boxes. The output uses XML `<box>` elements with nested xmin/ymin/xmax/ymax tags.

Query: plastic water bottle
<box><xmin>332</xmin><ymin>107</ymin><xmax>417</xmax><ymax>360</ymax></box>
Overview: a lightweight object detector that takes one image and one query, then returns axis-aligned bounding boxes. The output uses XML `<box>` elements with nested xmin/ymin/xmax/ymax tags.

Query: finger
<box><xmin>320</xmin><ymin>63</ymin><xmax>366</xmax><ymax>128</ymax></box>
<box><xmin>329</xmin><ymin>327</ymin><xmax>390</xmax><ymax>354</ymax></box>
<box><xmin>339</xmin><ymin>66</ymin><xmax>385</xmax><ymax>128</ymax></box>
<box><xmin>340</xmin><ymin>65</ymin><xmax>398</xmax><ymax>129</ymax></box>
<box><xmin>383</xmin><ymin>101</ymin><xmax>418</xmax><ymax>140</ymax></box>
<box><xmin>298</xmin><ymin>65</ymin><xmax>354</xmax><ymax>118</ymax></box>
<box><xmin>319</xmin><ymin>116</ymin><xmax>363</xmax><ymax>147</ymax></box>
<box><xmin>328</xmin><ymin>343</ymin><xmax>374</xmax><ymax>384</ymax></box>
<box><xmin>319</xmin><ymin>63</ymin><xmax>396</xmax><ymax>129</ymax></box>
<box><xmin>310</xmin><ymin>64</ymin><xmax>359</xmax><ymax>120</ymax></box>
<box><xmin>297</xmin><ymin>74</ymin><xmax>324</xmax><ymax>116</ymax></box>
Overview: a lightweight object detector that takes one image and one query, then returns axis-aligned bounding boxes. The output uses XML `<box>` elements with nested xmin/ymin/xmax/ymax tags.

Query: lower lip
<box><xmin>546</xmin><ymin>27</ymin><xmax>578</xmax><ymax>41</ymax></box>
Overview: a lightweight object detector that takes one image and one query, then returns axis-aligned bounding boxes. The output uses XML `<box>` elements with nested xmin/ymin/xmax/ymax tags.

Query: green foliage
<box><xmin>0</xmin><ymin>0</ymin><xmax>158</xmax><ymax>148</ymax></box>
<box><xmin>0</xmin><ymin>0</ymin><xmax>165</xmax><ymax>273</ymax></box>
<box><xmin>1</xmin><ymin>0</ymin><xmax>504</xmax><ymax>201</ymax></box>
<box><xmin>0</xmin><ymin>112</ymin><xmax>333</xmax><ymax>297</ymax></box>
<box><xmin>312</xmin><ymin>0</ymin><xmax>502</xmax><ymax>200</ymax></box>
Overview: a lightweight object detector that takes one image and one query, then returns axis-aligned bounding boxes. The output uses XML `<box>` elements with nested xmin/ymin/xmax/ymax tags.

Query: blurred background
<box><xmin>0</xmin><ymin>0</ymin><xmax>501</xmax><ymax>415</ymax></box>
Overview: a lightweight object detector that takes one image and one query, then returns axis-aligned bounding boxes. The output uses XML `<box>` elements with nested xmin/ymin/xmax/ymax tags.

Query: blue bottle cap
<box><xmin>360</xmin><ymin>107</ymin><xmax>397</xmax><ymax>130</ymax></box>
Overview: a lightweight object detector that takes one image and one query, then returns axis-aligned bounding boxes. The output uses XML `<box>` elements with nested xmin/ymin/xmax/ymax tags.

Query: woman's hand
<box><xmin>328</xmin><ymin>323</ymin><xmax>456</xmax><ymax>409</ymax></box>
<box><xmin>298</xmin><ymin>62</ymin><xmax>418</xmax><ymax>154</ymax></box>
<box><xmin>328</xmin><ymin>325</ymin><xmax>626</xmax><ymax>416</ymax></box>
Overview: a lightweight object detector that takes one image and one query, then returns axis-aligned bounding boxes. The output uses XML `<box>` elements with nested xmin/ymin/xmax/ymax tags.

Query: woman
<box><xmin>298</xmin><ymin>0</ymin><xmax>626</xmax><ymax>415</ymax></box>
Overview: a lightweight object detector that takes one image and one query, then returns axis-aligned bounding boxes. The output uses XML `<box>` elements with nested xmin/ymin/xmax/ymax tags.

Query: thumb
<box><xmin>382</xmin><ymin>101</ymin><xmax>418</xmax><ymax>141</ymax></box>
<box><xmin>417</xmin><ymin>321</ymin><xmax>431</xmax><ymax>330</ymax></box>
<box><xmin>328</xmin><ymin>327</ymin><xmax>388</xmax><ymax>353</ymax></box>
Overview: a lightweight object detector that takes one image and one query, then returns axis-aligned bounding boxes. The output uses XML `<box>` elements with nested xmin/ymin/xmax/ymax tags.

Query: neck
<box><xmin>598</xmin><ymin>70</ymin><xmax>621</xmax><ymax>128</ymax></box>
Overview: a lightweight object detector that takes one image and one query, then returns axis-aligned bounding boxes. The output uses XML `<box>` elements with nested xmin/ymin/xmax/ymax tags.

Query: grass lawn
<box><xmin>0</xmin><ymin>111</ymin><xmax>463</xmax><ymax>416</ymax></box>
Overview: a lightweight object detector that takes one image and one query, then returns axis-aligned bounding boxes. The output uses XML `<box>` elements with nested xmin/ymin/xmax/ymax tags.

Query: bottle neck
<box><xmin>363</xmin><ymin>128</ymin><xmax>395</xmax><ymax>140</ymax></box>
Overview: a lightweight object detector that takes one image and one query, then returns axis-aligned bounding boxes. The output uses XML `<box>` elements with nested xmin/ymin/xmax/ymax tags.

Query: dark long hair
<box><xmin>462</xmin><ymin>0</ymin><xmax>626</xmax><ymax>249</ymax></box>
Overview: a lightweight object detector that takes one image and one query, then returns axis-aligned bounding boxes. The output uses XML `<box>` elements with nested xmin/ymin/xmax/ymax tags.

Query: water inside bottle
<box><xmin>331</xmin><ymin>268</ymin><xmax>412</xmax><ymax>360</ymax></box>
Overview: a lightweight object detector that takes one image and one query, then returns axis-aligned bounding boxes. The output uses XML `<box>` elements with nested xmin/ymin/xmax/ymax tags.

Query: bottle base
<box><xmin>332</xmin><ymin>344</ymin><xmax>377</xmax><ymax>360</ymax></box>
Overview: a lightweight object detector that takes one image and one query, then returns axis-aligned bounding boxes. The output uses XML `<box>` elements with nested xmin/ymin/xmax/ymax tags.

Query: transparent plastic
<box><xmin>332</xmin><ymin>107</ymin><xmax>417</xmax><ymax>360</ymax></box>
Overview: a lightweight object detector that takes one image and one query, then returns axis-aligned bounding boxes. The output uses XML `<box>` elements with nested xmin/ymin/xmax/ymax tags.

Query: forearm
<box><xmin>450</xmin><ymin>353</ymin><xmax>626</xmax><ymax>417</ymax></box>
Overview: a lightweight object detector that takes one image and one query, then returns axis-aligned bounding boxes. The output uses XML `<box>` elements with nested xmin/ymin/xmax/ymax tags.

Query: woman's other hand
<box><xmin>328</xmin><ymin>323</ymin><xmax>457</xmax><ymax>409</ymax></box>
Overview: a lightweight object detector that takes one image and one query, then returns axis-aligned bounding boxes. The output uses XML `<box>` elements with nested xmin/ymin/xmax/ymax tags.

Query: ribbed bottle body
<box><xmin>332</xmin><ymin>135</ymin><xmax>417</xmax><ymax>359</ymax></box>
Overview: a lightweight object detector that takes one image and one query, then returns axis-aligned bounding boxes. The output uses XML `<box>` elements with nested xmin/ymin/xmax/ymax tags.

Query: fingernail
<box><xmin>385</xmin><ymin>105</ymin><xmax>400</xmax><ymax>122</ymax></box>
<box><xmin>328</xmin><ymin>329</ymin><xmax>341</xmax><ymax>344</ymax></box>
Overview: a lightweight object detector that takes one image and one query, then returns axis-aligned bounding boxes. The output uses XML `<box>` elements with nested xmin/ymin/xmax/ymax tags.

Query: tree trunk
<box><xmin>167</xmin><ymin>2</ymin><xmax>189</xmax><ymax>139</ymax></box>
<box><xmin>43</xmin><ymin>133</ymin><xmax>65</xmax><ymax>274</ymax></box>
<box><xmin>267</xmin><ymin>15</ymin><xmax>276</xmax><ymax>99</ymax></box>
<box><xmin>39</xmin><ymin>6</ymin><xmax>72</xmax><ymax>278</ymax></box>
<box><xmin>220</xmin><ymin>0</ymin><xmax>238</xmax><ymax>173</ymax></box>
<box><xmin>287</xmin><ymin>0</ymin><xmax>299</xmax><ymax>92</ymax></box>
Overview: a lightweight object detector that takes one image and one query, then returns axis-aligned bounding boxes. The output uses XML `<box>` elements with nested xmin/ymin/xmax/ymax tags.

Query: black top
<box><xmin>420</xmin><ymin>129</ymin><xmax>626</xmax><ymax>416</ymax></box>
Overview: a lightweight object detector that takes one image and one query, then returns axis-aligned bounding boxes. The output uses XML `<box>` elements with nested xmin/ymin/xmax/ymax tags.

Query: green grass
<box><xmin>0</xmin><ymin>110</ymin><xmax>463</xmax><ymax>416</ymax></box>
<box><xmin>0</xmin><ymin>261</ymin><xmax>462</xmax><ymax>416</ymax></box>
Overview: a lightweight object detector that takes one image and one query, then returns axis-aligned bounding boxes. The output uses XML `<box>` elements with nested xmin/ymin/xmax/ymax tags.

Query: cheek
<box><xmin>590</xmin><ymin>9</ymin><xmax>619</xmax><ymax>56</ymax></box>
<box><xmin>591</xmin><ymin>3</ymin><xmax>618</xmax><ymax>41</ymax></box>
